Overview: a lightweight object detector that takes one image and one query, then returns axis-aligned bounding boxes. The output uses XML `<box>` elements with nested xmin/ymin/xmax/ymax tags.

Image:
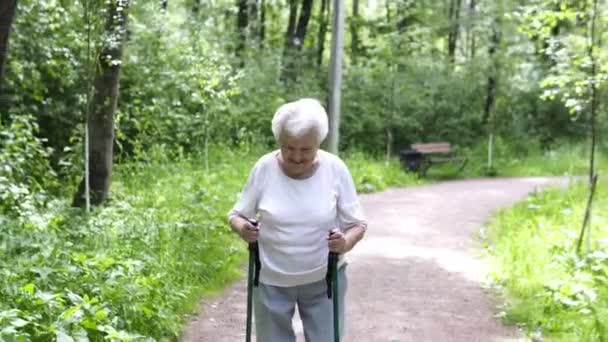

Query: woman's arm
<box><xmin>328</xmin><ymin>224</ymin><xmax>366</xmax><ymax>254</ymax></box>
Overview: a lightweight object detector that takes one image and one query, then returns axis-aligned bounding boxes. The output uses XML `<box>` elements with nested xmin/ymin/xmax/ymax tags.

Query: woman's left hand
<box><xmin>328</xmin><ymin>229</ymin><xmax>347</xmax><ymax>254</ymax></box>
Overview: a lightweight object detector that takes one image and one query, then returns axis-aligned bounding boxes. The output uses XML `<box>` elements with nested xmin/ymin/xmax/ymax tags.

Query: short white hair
<box><xmin>271</xmin><ymin>98</ymin><xmax>329</xmax><ymax>144</ymax></box>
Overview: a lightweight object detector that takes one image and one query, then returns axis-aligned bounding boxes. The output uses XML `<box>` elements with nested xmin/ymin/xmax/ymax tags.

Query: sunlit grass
<box><xmin>483</xmin><ymin>153</ymin><xmax>608</xmax><ymax>341</ymax></box>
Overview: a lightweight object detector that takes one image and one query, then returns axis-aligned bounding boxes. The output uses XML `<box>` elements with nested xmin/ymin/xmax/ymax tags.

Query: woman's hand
<box><xmin>328</xmin><ymin>225</ymin><xmax>367</xmax><ymax>254</ymax></box>
<box><xmin>239</xmin><ymin>220</ymin><xmax>259</xmax><ymax>243</ymax></box>
<box><xmin>328</xmin><ymin>229</ymin><xmax>347</xmax><ymax>254</ymax></box>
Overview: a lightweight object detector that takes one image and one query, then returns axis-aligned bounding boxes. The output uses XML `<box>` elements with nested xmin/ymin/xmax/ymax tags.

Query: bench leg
<box><xmin>420</xmin><ymin>159</ymin><xmax>432</xmax><ymax>177</ymax></box>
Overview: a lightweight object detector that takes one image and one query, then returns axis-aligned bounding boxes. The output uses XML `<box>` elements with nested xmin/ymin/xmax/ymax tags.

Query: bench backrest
<box><xmin>411</xmin><ymin>142</ymin><xmax>452</xmax><ymax>154</ymax></box>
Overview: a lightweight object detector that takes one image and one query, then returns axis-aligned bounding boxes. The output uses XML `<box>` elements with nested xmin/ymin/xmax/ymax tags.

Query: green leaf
<box><xmin>10</xmin><ymin>318</ymin><xmax>29</xmax><ymax>328</ymax></box>
<box><xmin>56</xmin><ymin>330</ymin><xmax>75</xmax><ymax>342</ymax></box>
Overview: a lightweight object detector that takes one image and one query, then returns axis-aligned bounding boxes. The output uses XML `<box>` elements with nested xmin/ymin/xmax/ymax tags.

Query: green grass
<box><xmin>483</xmin><ymin>152</ymin><xmax>608</xmax><ymax>341</ymax></box>
<box><xmin>0</xmin><ymin>145</ymin><xmax>417</xmax><ymax>341</ymax></box>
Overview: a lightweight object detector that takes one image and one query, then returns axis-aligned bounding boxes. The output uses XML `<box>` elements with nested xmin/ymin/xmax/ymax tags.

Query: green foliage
<box><xmin>461</xmin><ymin>138</ymin><xmax>591</xmax><ymax>177</ymax></box>
<box><xmin>344</xmin><ymin>151</ymin><xmax>421</xmax><ymax>193</ymax></box>
<box><xmin>119</xmin><ymin>1</ymin><xmax>241</xmax><ymax>156</ymax></box>
<box><xmin>342</xmin><ymin>60</ymin><xmax>486</xmax><ymax>152</ymax></box>
<box><xmin>483</xmin><ymin>157</ymin><xmax>608</xmax><ymax>341</ymax></box>
<box><xmin>5</xmin><ymin>0</ymin><xmax>103</xmax><ymax>158</ymax></box>
<box><xmin>0</xmin><ymin>115</ymin><xmax>56</xmax><ymax>217</ymax></box>
<box><xmin>518</xmin><ymin>0</ymin><xmax>608</xmax><ymax>117</ymax></box>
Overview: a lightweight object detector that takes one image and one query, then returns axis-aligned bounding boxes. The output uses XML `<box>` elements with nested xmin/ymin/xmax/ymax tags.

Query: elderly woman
<box><xmin>228</xmin><ymin>98</ymin><xmax>367</xmax><ymax>342</ymax></box>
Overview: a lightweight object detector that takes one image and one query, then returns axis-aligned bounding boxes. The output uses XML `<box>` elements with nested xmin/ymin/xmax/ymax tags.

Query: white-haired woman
<box><xmin>228</xmin><ymin>98</ymin><xmax>367</xmax><ymax>342</ymax></box>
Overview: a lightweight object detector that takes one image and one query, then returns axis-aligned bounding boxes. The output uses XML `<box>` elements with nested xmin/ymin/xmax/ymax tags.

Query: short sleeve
<box><xmin>228</xmin><ymin>161</ymin><xmax>263</xmax><ymax>222</ymax></box>
<box><xmin>336</xmin><ymin>160</ymin><xmax>367</xmax><ymax>230</ymax></box>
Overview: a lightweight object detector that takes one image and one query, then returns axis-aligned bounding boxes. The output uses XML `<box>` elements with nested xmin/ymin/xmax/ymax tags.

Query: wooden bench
<box><xmin>399</xmin><ymin>142</ymin><xmax>467</xmax><ymax>176</ymax></box>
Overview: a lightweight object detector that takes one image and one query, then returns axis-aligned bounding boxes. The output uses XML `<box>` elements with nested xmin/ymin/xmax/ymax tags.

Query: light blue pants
<box><xmin>253</xmin><ymin>266</ymin><xmax>347</xmax><ymax>342</ymax></box>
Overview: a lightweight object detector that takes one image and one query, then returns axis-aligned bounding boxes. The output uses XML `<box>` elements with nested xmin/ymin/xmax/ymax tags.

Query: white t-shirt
<box><xmin>228</xmin><ymin>149</ymin><xmax>367</xmax><ymax>287</ymax></box>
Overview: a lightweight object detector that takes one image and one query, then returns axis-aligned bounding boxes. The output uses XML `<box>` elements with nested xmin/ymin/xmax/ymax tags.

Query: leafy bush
<box><xmin>0</xmin><ymin>115</ymin><xmax>56</xmax><ymax>217</ymax></box>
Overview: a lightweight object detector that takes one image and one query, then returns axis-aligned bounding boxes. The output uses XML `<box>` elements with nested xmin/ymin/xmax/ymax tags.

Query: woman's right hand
<box><xmin>239</xmin><ymin>220</ymin><xmax>259</xmax><ymax>243</ymax></box>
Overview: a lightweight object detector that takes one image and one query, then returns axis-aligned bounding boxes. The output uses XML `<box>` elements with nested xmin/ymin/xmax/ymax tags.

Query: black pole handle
<box><xmin>245</xmin><ymin>218</ymin><xmax>261</xmax><ymax>287</ymax></box>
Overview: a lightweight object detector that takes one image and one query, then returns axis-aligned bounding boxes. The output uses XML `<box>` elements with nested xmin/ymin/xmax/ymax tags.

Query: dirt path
<box><xmin>181</xmin><ymin>177</ymin><xmax>569</xmax><ymax>342</ymax></box>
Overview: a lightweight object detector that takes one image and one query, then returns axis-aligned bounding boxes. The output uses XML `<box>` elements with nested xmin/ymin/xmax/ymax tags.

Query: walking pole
<box><xmin>326</xmin><ymin>248</ymin><xmax>340</xmax><ymax>342</ymax></box>
<box><xmin>245</xmin><ymin>219</ymin><xmax>260</xmax><ymax>342</ymax></box>
<box><xmin>331</xmin><ymin>252</ymin><xmax>340</xmax><ymax>342</ymax></box>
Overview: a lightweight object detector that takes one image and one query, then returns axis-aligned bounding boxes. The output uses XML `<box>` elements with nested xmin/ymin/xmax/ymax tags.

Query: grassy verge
<box><xmin>483</xmin><ymin>152</ymin><xmax>608</xmax><ymax>341</ymax></box>
<box><xmin>0</xmin><ymin>145</ymin><xmax>416</xmax><ymax>341</ymax></box>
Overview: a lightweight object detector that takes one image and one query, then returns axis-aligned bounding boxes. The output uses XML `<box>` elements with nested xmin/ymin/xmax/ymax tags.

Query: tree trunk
<box><xmin>587</xmin><ymin>0</ymin><xmax>599</xmax><ymax>185</ymax></box>
<box><xmin>192</xmin><ymin>0</ymin><xmax>200</xmax><ymax>15</ymax></box>
<box><xmin>285</xmin><ymin>0</ymin><xmax>298</xmax><ymax>48</ymax></box>
<box><xmin>282</xmin><ymin>0</ymin><xmax>313</xmax><ymax>81</ymax></box>
<box><xmin>0</xmin><ymin>0</ymin><xmax>17</xmax><ymax>95</ymax></box>
<box><xmin>72</xmin><ymin>0</ymin><xmax>130</xmax><ymax>207</ymax></box>
<box><xmin>483</xmin><ymin>18</ymin><xmax>500</xmax><ymax>173</ymax></box>
<box><xmin>236</xmin><ymin>0</ymin><xmax>248</xmax><ymax>58</ymax></box>
<box><xmin>467</xmin><ymin>0</ymin><xmax>475</xmax><ymax>59</ymax></box>
<box><xmin>447</xmin><ymin>0</ymin><xmax>462</xmax><ymax>64</ymax></box>
<box><xmin>248</xmin><ymin>0</ymin><xmax>258</xmax><ymax>42</ymax></box>
<box><xmin>316</xmin><ymin>0</ymin><xmax>330</xmax><ymax>68</ymax></box>
<box><xmin>350</xmin><ymin>0</ymin><xmax>360</xmax><ymax>65</ymax></box>
<box><xmin>482</xmin><ymin>23</ymin><xmax>500</xmax><ymax>124</ymax></box>
<box><xmin>294</xmin><ymin>0</ymin><xmax>313</xmax><ymax>49</ymax></box>
<box><xmin>259</xmin><ymin>0</ymin><xmax>266</xmax><ymax>47</ymax></box>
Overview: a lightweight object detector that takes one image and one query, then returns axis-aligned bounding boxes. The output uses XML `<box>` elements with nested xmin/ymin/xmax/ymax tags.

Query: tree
<box><xmin>483</xmin><ymin>14</ymin><xmax>502</xmax><ymax>174</ymax></box>
<box><xmin>281</xmin><ymin>0</ymin><xmax>314</xmax><ymax>81</ymax></box>
<box><xmin>447</xmin><ymin>0</ymin><xmax>462</xmax><ymax>63</ymax></box>
<box><xmin>466</xmin><ymin>0</ymin><xmax>476</xmax><ymax>59</ymax></box>
<box><xmin>0</xmin><ymin>0</ymin><xmax>17</xmax><ymax>95</ymax></box>
<box><xmin>236</xmin><ymin>0</ymin><xmax>248</xmax><ymax>58</ymax></box>
<box><xmin>73</xmin><ymin>0</ymin><xmax>130</xmax><ymax>207</ymax></box>
<box><xmin>259</xmin><ymin>0</ymin><xmax>266</xmax><ymax>47</ymax></box>
<box><xmin>350</xmin><ymin>0</ymin><xmax>360</xmax><ymax>65</ymax></box>
<box><xmin>316</xmin><ymin>0</ymin><xmax>330</xmax><ymax>68</ymax></box>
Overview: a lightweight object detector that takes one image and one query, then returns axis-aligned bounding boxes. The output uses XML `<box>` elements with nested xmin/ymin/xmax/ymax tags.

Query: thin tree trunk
<box><xmin>483</xmin><ymin>19</ymin><xmax>500</xmax><ymax>173</ymax></box>
<box><xmin>0</xmin><ymin>0</ymin><xmax>17</xmax><ymax>95</ymax></box>
<box><xmin>385</xmin><ymin>0</ymin><xmax>391</xmax><ymax>23</ymax></box>
<box><xmin>259</xmin><ymin>0</ymin><xmax>266</xmax><ymax>48</ymax></box>
<box><xmin>316</xmin><ymin>0</ymin><xmax>329</xmax><ymax>68</ymax></box>
<box><xmin>285</xmin><ymin>0</ymin><xmax>298</xmax><ymax>49</ymax></box>
<box><xmin>483</xmin><ymin>22</ymin><xmax>500</xmax><ymax>125</ymax></box>
<box><xmin>281</xmin><ymin>0</ymin><xmax>299</xmax><ymax>80</ymax></box>
<box><xmin>467</xmin><ymin>0</ymin><xmax>476</xmax><ymax>59</ymax></box>
<box><xmin>192</xmin><ymin>0</ymin><xmax>200</xmax><ymax>15</ymax></box>
<box><xmin>294</xmin><ymin>0</ymin><xmax>313</xmax><ymax>49</ymax></box>
<box><xmin>447</xmin><ymin>0</ymin><xmax>462</xmax><ymax>64</ymax></box>
<box><xmin>236</xmin><ymin>0</ymin><xmax>248</xmax><ymax>58</ymax></box>
<box><xmin>282</xmin><ymin>0</ymin><xmax>313</xmax><ymax>81</ymax></box>
<box><xmin>576</xmin><ymin>174</ymin><xmax>598</xmax><ymax>254</ymax></box>
<box><xmin>73</xmin><ymin>0</ymin><xmax>130</xmax><ymax>207</ymax></box>
<box><xmin>351</xmin><ymin>0</ymin><xmax>360</xmax><ymax>65</ymax></box>
<box><xmin>248</xmin><ymin>0</ymin><xmax>258</xmax><ymax>42</ymax></box>
<box><xmin>587</xmin><ymin>0</ymin><xmax>599</xmax><ymax>185</ymax></box>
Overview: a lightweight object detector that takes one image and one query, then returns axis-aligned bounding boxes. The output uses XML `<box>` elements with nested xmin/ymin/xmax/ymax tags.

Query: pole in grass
<box><xmin>245</xmin><ymin>218</ymin><xmax>260</xmax><ymax>342</ymax></box>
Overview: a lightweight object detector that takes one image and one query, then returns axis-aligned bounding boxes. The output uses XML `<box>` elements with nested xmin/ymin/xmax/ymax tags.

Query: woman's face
<box><xmin>279</xmin><ymin>129</ymin><xmax>319</xmax><ymax>177</ymax></box>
